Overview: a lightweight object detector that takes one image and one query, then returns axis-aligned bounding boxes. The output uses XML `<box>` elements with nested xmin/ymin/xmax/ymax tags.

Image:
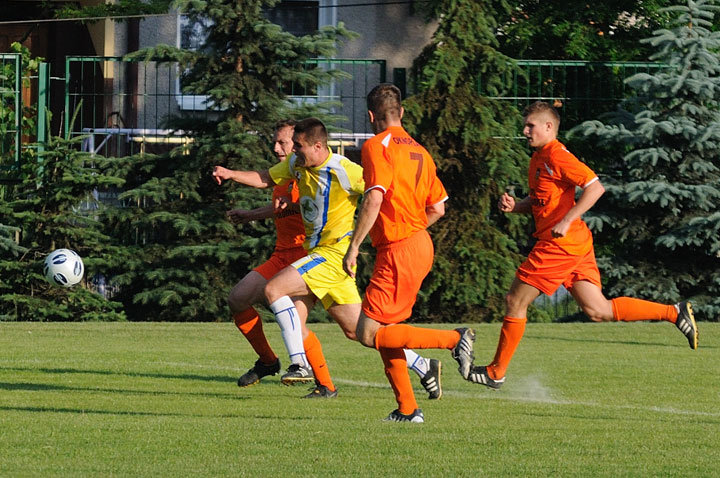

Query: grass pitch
<box><xmin>0</xmin><ymin>321</ymin><xmax>717</xmax><ymax>477</ymax></box>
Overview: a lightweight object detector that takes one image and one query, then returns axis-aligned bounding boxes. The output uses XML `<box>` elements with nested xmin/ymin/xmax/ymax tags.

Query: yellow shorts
<box><xmin>291</xmin><ymin>238</ymin><xmax>361</xmax><ymax>309</ymax></box>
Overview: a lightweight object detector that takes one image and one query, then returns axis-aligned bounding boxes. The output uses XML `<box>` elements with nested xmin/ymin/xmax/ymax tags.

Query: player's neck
<box><xmin>373</xmin><ymin>119</ymin><xmax>403</xmax><ymax>134</ymax></box>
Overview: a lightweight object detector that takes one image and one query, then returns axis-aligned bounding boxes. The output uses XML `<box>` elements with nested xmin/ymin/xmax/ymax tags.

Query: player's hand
<box><xmin>227</xmin><ymin>209</ymin><xmax>253</xmax><ymax>224</ymax></box>
<box><xmin>498</xmin><ymin>193</ymin><xmax>515</xmax><ymax>213</ymax></box>
<box><xmin>551</xmin><ymin>219</ymin><xmax>572</xmax><ymax>238</ymax></box>
<box><xmin>212</xmin><ymin>166</ymin><xmax>232</xmax><ymax>185</ymax></box>
<box><xmin>274</xmin><ymin>196</ymin><xmax>289</xmax><ymax>211</ymax></box>
<box><xmin>343</xmin><ymin>247</ymin><xmax>358</xmax><ymax>278</ymax></box>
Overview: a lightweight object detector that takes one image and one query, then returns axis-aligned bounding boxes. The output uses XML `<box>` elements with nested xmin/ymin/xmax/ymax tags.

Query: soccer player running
<box><xmin>343</xmin><ymin>84</ymin><xmax>476</xmax><ymax>423</ymax></box>
<box><xmin>467</xmin><ymin>101</ymin><xmax>698</xmax><ymax>390</ymax></box>
<box><xmin>225</xmin><ymin>120</ymin><xmax>312</xmax><ymax>388</ymax></box>
<box><xmin>214</xmin><ymin>117</ymin><xmax>438</xmax><ymax>399</ymax></box>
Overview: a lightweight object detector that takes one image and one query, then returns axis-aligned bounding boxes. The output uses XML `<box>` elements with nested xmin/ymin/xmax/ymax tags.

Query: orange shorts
<box><xmin>516</xmin><ymin>240</ymin><xmax>601</xmax><ymax>295</ymax></box>
<box><xmin>253</xmin><ymin>247</ymin><xmax>307</xmax><ymax>280</ymax></box>
<box><xmin>362</xmin><ymin>229</ymin><xmax>434</xmax><ymax>324</ymax></box>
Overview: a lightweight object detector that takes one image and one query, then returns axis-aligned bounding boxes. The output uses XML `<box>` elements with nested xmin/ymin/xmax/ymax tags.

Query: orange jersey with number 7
<box><xmin>361</xmin><ymin>126</ymin><xmax>448</xmax><ymax>247</ymax></box>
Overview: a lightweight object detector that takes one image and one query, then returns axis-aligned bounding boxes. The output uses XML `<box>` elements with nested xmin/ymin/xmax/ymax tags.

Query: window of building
<box><xmin>176</xmin><ymin>1</ymin><xmax>336</xmax><ymax>111</ymax></box>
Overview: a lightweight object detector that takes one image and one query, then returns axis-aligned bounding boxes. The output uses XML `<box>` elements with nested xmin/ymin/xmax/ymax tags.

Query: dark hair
<box><xmin>523</xmin><ymin>101</ymin><xmax>561</xmax><ymax>128</ymax></box>
<box><xmin>275</xmin><ymin>119</ymin><xmax>297</xmax><ymax>131</ymax></box>
<box><xmin>366</xmin><ymin>83</ymin><xmax>402</xmax><ymax>121</ymax></box>
<box><xmin>293</xmin><ymin>117</ymin><xmax>328</xmax><ymax>146</ymax></box>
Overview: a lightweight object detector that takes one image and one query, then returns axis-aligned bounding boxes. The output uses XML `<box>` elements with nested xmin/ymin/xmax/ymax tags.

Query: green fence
<box><xmin>479</xmin><ymin>60</ymin><xmax>666</xmax><ymax>131</ymax></box>
<box><xmin>0</xmin><ymin>53</ymin><xmax>22</xmax><ymax>181</ymax></box>
<box><xmin>64</xmin><ymin>56</ymin><xmax>387</xmax><ymax>160</ymax></box>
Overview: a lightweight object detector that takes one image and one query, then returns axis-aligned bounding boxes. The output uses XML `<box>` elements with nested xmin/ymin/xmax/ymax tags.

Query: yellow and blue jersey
<box><xmin>269</xmin><ymin>149</ymin><xmax>365</xmax><ymax>250</ymax></box>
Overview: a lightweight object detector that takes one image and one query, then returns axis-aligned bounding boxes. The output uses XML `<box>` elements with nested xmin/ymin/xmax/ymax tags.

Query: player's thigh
<box><xmin>265</xmin><ymin>265</ymin><xmax>312</xmax><ymax>303</ymax></box>
<box><xmin>228</xmin><ymin>271</ymin><xmax>268</xmax><ymax>312</ymax></box>
<box><xmin>506</xmin><ymin>277</ymin><xmax>542</xmax><ymax>317</ymax></box>
<box><xmin>327</xmin><ymin>302</ymin><xmax>361</xmax><ymax>341</ymax></box>
<box><xmin>569</xmin><ymin>280</ymin><xmax>613</xmax><ymax>322</ymax></box>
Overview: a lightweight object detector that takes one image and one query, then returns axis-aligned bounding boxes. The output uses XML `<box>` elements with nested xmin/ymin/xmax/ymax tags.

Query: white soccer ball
<box><xmin>44</xmin><ymin>249</ymin><xmax>84</xmax><ymax>288</ymax></box>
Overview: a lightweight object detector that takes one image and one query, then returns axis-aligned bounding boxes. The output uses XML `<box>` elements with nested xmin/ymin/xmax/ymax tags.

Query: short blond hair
<box><xmin>523</xmin><ymin>101</ymin><xmax>560</xmax><ymax>129</ymax></box>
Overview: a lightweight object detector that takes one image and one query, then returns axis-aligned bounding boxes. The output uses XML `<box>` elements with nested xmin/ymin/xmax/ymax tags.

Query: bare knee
<box><xmin>505</xmin><ymin>292</ymin><xmax>529</xmax><ymax>317</ymax></box>
<box><xmin>355</xmin><ymin>316</ymin><xmax>378</xmax><ymax>348</ymax></box>
<box><xmin>581</xmin><ymin>304</ymin><xmax>614</xmax><ymax>322</ymax></box>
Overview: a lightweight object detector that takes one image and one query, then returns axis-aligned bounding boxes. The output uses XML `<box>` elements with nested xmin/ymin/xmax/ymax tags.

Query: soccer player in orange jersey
<box><xmin>343</xmin><ymin>84</ymin><xmax>476</xmax><ymax>423</ymax></box>
<box><xmin>467</xmin><ymin>101</ymin><xmax>698</xmax><ymax>390</ymax></box>
<box><xmin>225</xmin><ymin>120</ymin><xmax>311</xmax><ymax>387</ymax></box>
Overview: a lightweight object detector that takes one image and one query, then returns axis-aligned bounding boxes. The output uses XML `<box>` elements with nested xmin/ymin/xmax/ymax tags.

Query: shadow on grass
<box><xmin>0</xmin><ymin>365</ymin><xmax>236</xmax><ymax>383</ymax></box>
<box><xmin>0</xmin><ymin>380</ymin><xmax>245</xmax><ymax>400</ymax></box>
<box><xmin>0</xmin><ymin>404</ymin><xmax>249</xmax><ymax>419</ymax></box>
<box><xmin>522</xmin><ymin>333</ymin><xmax>715</xmax><ymax>349</ymax></box>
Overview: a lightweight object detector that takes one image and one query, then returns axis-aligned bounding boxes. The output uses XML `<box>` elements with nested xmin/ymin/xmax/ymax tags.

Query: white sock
<box><xmin>269</xmin><ymin>296</ymin><xmax>308</xmax><ymax>367</ymax></box>
<box><xmin>404</xmin><ymin>349</ymin><xmax>428</xmax><ymax>379</ymax></box>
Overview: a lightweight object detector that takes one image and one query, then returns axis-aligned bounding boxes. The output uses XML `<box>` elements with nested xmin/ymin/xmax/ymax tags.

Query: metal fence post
<box><xmin>37</xmin><ymin>62</ymin><xmax>49</xmax><ymax>158</ymax></box>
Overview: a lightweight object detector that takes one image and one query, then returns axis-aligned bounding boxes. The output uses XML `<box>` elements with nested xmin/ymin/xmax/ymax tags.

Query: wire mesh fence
<box><xmin>64</xmin><ymin>56</ymin><xmax>387</xmax><ymax>160</ymax></box>
<box><xmin>479</xmin><ymin>60</ymin><xmax>666</xmax><ymax>132</ymax></box>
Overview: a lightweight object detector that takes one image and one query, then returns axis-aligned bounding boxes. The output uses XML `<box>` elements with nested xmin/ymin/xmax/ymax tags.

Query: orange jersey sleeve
<box><xmin>528</xmin><ymin>140</ymin><xmax>597</xmax><ymax>255</ymax></box>
<box><xmin>361</xmin><ymin>126</ymin><xmax>448</xmax><ymax>246</ymax></box>
<box><xmin>272</xmin><ymin>182</ymin><xmax>305</xmax><ymax>251</ymax></box>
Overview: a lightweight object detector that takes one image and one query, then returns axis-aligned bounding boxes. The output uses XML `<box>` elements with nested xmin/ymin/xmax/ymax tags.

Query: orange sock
<box><xmin>303</xmin><ymin>330</ymin><xmax>334</xmax><ymax>391</ymax></box>
<box><xmin>234</xmin><ymin>308</ymin><xmax>277</xmax><ymax>365</ymax></box>
<box><xmin>488</xmin><ymin>316</ymin><xmax>527</xmax><ymax>380</ymax></box>
<box><xmin>379</xmin><ymin>347</ymin><xmax>418</xmax><ymax>415</ymax></box>
<box><xmin>611</xmin><ymin>297</ymin><xmax>678</xmax><ymax>323</ymax></box>
<box><xmin>374</xmin><ymin>324</ymin><xmax>460</xmax><ymax>350</ymax></box>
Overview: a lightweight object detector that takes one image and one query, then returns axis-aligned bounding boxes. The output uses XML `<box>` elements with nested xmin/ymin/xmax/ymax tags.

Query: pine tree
<box><xmin>402</xmin><ymin>0</ymin><xmax>531</xmax><ymax>321</ymax></box>
<box><xmin>574</xmin><ymin>0</ymin><xmax>720</xmax><ymax>320</ymax></box>
<box><xmin>100</xmin><ymin>0</ymin><xmax>352</xmax><ymax>321</ymax></box>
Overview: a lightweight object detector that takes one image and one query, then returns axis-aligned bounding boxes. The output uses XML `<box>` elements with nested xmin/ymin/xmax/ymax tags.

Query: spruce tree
<box><xmin>574</xmin><ymin>0</ymin><xmax>720</xmax><ymax>319</ymax></box>
<box><xmin>402</xmin><ymin>0</ymin><xmax>531</xmax><ymax>321</ymax></box>
<box><xmin>101</xmin><ymin>0</ymin><xmax>352</xmax><ymax>321</ymax></box>
<box><xmin>0</xmin><ymin>130</ymin><xmax>126</xmax><ymax>321</ymax></box>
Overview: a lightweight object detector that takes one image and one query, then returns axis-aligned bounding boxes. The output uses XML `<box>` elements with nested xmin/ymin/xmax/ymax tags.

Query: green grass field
<box><xmin>0</xmin><ymin>321</ymin><xmax>717</xmax><ymax>477</ymax></box>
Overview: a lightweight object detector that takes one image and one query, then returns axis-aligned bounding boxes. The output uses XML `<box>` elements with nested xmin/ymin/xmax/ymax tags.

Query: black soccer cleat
<box><xmin>383</xmin><ymin>408</ymin><xmax>424</xmax><ymax>423</ymax></box>
<box><xmin>281</xmin><ymin>363</ymin><xmax>314</xmax><ymax>385</ymax></box>
<box><xmin>451</xmin><ymin>327</ymin><xmax>476</xmax><ymax>379</ymax></box>
<box><xmin>420</xmin><ymin>359</ymin><xmax>442</xmax><ymax>400</ymax></box>
<box><xmin>466</xmin><ymin>365</ymin><xmax>505</xmax><ymax>390</ymax></box>
<box><xmin>237</xmin><ymin>358</ymin><xmax>280</xmax><ymax>387</ymax></box>
<box><xmin>302</xmin><ymin>384</ymin><xmax>338</xmax><ymax>399</ymax></box>
<box><xmin>675</xmin><ymin>301</ymin><xmax>698</xmax><ymax>350</ymax></box>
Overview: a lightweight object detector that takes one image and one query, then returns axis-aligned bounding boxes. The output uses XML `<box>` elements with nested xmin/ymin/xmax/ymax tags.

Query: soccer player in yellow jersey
<box><xmin>214</xmin><ymin>118</ymin><xmax>440</xmax><ymax>398</ymax></box>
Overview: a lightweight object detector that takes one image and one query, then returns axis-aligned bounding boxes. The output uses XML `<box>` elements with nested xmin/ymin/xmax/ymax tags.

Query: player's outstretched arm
<box><xmin>213</xmin><ymin>166</ymin><xmax>274</xmax><ymax>189</ymax></box>
<box><xmin>227</xmin><ymin>204</ymin><xmax>275</xmax><ymax>224</ymax></box>
<box><xmin>343</xmin><ymin>188</ymin><xmax>384</xmax><ymax>278</ymax></box>
<box><xmin>551</xmin><ymin>179</ymin><xmax>605</xmax><ymax>238</ymax></box>
<box><xmin>499</xmin><ymin>193</ymin><xmax>532</xmax><ymax>214</ymax></box>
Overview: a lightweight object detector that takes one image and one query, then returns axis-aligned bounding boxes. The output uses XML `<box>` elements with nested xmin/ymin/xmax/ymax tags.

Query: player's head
<box><xmin>273</xmin><ymin>119</ymin><xmax>296</xmax><ymax>162</ymax></box>
<box><xmin>366</xmin><ymin>83</ymin><xmax>404</xmax><ymax>133</ymax></box>
<box><xmin>292</xmin><ymin>117</ymin><xmax>328</xmax><ymax>167</ymax></box>
<box><xmin>522</xmin><ymin>101</ymin><xmax>560</xmax><ymax>149</ymax></box>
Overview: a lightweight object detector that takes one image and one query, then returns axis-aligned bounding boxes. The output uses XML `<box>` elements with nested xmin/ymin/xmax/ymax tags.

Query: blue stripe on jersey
<box><xmin>310</xmin><ymin>167</ymin><xmax>332</xmax><ymax>248</ymax></box>
<box><xmin>297</xmin><ymin>255</ymin><xmax>327</xmax><ymax>275</ymax></box>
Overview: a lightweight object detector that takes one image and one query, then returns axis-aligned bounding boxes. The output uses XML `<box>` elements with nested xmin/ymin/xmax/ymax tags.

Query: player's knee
<box><xmin>582</xmin><ymin>305</ymin><xmax>613</xmax><ymax>322</ymax></box>
<box><xmin>227</xmin><ymin>288</ymin><xmax>247</xmax><ymax>314</ymax></box>
<box><xmin>355</xmin><ymin>326</ymin><xmax>374</xmax><ymax>348</ymax></box>
<box><xmin>505</xmin><ymin>292</ymin><xmax>525</xmax><ymax>314</ymax></box>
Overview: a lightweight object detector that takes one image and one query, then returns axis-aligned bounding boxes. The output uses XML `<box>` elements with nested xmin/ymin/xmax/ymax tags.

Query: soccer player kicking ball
<box><xmin>468</xmin><ymin>101</ymin><xmax>698</xmax><ymax>390</ymax></box>
<box><xmin>343</xmin><ymin>84</ymin><xmax>476</xmax><ymax>423</ymax></box>
<box><xmin>215</xmin><ymin>118</ymin><xmax>439</xmax><ymax>399</ymax></box>
<box><xmin>224</xmin><ymin>120</ymin><xmax>313</xmax><ymax>388</ymax></box>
